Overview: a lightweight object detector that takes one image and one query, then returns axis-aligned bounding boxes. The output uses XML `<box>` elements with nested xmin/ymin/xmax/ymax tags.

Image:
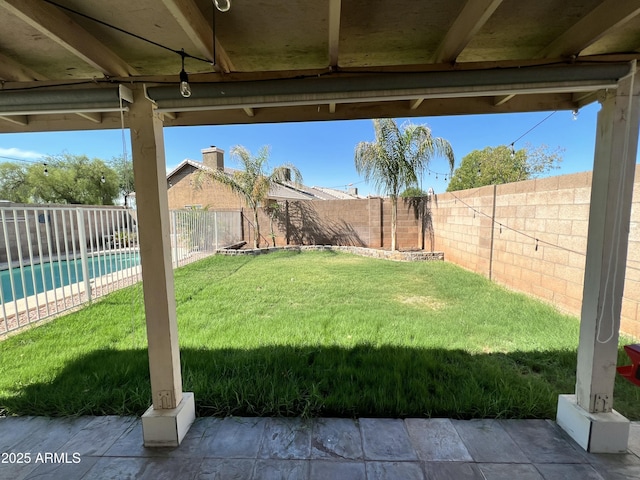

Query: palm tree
<box><xmin>199</xmin><ymin>145</ymin><xmax>302</xmax><ymax>248</ymax></box>
<box><xmin>355</xmin><ymin>118</ymin><xmax>454</xmax><ymax>251</ymax></box>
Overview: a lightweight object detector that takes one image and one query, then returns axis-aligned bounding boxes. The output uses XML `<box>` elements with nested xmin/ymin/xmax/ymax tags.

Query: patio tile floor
<box><xmin>1</xmin><ymin>416</ymin><xmax>639</xmax><ymax>479</ymax></box>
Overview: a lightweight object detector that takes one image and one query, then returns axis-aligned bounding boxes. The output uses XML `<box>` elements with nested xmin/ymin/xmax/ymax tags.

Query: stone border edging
<box><xmin>215</xmin><ymin>245</ymin><xmax>444</xmax><ymax>262</ymax></box>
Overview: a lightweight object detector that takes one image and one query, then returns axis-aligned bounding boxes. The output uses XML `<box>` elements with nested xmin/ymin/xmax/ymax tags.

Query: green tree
<box><xmin>354</xmin><ymin>118</ymin><xmax>454</xmax><ymax>251</ymax></box>
<box><xmin>111</xmin><ymin>155</ymin><xmax>135</xmax><ymax>207</ymax></box>
<box><xmin>447</xmin><ymin>144</ymin><xmax>563</xmax><ymax>192</ymax></box>
<box><xmin>27</xmin><ymin>153</ymin><xmax>119</xmax><ymax>205</ymax></box>
<box><xmin>400</xmin><ymin>186</ymin><xmax>428</xmax><ymax>198</ymax></box>
<box><xmin>0</xmin><ymin>162</ymin><xmax>31</xmax><ymax>202</ymax></box>
<box><xmin>197</xmin><ymin>145</ymin><xmax>302</xmax><ymax>249</ymax></box>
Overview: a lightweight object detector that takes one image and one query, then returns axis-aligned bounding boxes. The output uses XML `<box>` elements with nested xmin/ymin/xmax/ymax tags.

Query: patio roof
<box><xmin>1</xmin><ymin>0</ymin><xmax>639</xmax><ymax>454</ymax></box>
<box><xmin>0</xmin><ymin>0</ymin><xmax>639</xmax><ymax>131</ymax></box>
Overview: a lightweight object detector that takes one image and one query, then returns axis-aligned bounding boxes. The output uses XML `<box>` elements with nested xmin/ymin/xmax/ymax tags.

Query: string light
<box><xmin>572</xmin><ymin>108</ymin><xmax>579</xmax><ymax>121</ymax></box>
<box><xmin>507</xmin><ymin>111</ymin><xmax>557</xmax><ymax>153</ymax></box>
<box><xmin>43</xmin><ymin>163</ymin><xmax>49</xmax><ymax>176</ymax></box>
<box><xmin>214</xmin><ymin>0</ymin><xmax>231</xmax><ymax>12</ymax></box>
<box><xmin>100</xmin><ymin>173</ymin><xmax>106</xmax><ymax>184</ymax></box>
<box><xmin>425</xmin><ymin>165</ymin><xmax>454</xmax><ymax>182</ymax></box>
<box><xmin>179</xmin><ymin>49</ymin><xmax>192</xmax><ymax>98</ymax></box>
<box><xmin>449</xmin><ymin>192</ymin><xmax>585</xmax><ymax>256</ymax></box>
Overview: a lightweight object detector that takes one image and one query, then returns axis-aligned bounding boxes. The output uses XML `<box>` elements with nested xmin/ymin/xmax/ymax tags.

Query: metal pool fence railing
<box><xmin>170</xmin><ymin>210</ymin><xmax>242</xmax><ymax>268</ymax></box>
<box><xmin>0</xmin><ymin>205</ymin><xmax>140</xmax><ymax>337</ymax></box>
<box><xmin>0</xmin><ymin>206</ymin><xmax>242</xmax><ymax>337</ymax></box>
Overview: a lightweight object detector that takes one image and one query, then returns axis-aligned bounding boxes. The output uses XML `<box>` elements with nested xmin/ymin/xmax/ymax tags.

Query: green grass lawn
<box><xmin>1</xmin><ymin>250</ymin><xmax>639</xmax><ymax>419</ymax></box>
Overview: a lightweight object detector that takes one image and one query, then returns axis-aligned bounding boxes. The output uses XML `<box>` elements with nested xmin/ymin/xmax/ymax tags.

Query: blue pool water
<box><xmin>0</xmin><ymin>252</ymin><xmax>140</xmax><ymax>303</ymax></box>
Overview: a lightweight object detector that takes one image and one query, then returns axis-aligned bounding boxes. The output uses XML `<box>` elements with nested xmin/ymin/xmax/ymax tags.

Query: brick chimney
<box><xmin>201</xmin><ymin>146</ymin><xmax>224</xmax><ymax>171</ymax></box>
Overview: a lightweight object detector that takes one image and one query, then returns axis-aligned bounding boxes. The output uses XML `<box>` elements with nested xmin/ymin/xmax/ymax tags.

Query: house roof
<box><xmin>166</xmin><ymin>158</ymin><xmax>233</xmax><ymax>179</ymax></box>
<box><xmin>307</xmin><ymin>186</ymin><xmax>361</xmax><ymax>200</ymax></box>
<box><xmin>166</xmin><ymin>159</ymin><xmax>360</xmax><ymax>201</ymax></box>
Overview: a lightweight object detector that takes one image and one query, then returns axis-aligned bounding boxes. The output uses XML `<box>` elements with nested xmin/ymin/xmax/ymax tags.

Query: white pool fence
<box><xmin>0</xmin><ymin>205</ymin><xmax>241</xmax><ymax>337</ymax></box>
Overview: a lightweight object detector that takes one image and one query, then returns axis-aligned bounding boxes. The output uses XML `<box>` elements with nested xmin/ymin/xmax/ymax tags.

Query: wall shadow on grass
<box><xmin>3</xmin><ymin>344</ymin><xmax>640</xmax><ymax>420</ymax></box>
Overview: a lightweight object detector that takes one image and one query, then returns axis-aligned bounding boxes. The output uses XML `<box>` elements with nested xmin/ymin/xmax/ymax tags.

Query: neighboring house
<box><xmin>166</xmin><ymin>146</ymin><xmax>360</xmax><ymax>211</ymax></box>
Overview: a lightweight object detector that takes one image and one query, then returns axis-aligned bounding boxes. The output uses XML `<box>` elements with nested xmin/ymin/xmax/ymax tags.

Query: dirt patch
<box><xmin>397</xmin><ymin>295</ymin><xmax>446</xmax><ymax>310</ymax></box>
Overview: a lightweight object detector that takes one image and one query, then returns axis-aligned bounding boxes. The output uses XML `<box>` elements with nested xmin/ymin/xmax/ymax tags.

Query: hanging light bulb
<box><xmin>214</xmin><ymin>0</ymin><xmax>231</xmax><ymax>12</ymax></box>
<box><xmin>43</xmin><ymin>163</ymin><xmax>49</xmax><ymax>176</ymax></box>
<box><xmin>572</xmin><ymin>108</ymin><xmax>579</xmax><ymax>121</ymax></box>
<box><xmin>180</xmin><ymin>70</ymin><xmax>191</xmax><ymax>98</ymax></box>
<box><xmin>510</xmin><ymin>143</ymin><xmax>516</xmax><ymax>159</ymax></box>
<box><xmin>179</xmin><ymin>49</ymin><xmax>192</xmax><ymax>98</ymax></box>
<box><xmin>100</xmin><ymin>173</ymin><xmax>106</xmax><ymax>184</ymax></box>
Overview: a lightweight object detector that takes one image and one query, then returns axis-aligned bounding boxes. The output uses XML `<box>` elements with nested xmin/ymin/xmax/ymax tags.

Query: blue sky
<box><xmin>0</xmin><ymin>101</ymin><xmax>613</xmax><ymax>197</ymax></box>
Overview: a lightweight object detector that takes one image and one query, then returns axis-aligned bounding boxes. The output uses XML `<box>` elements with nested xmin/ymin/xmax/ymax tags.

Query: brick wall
<box><xmin>430</xmin><ymin>170</ymin><xmax>640</xmax><ymax>338</ymax></box>
<box><xmin>167</xmin><ymin>165</ymin><xmax>244</xmax><ymax>211</ymax></box>
<box><xmin>167</xmin><ymin>166</ymin><xmax>430</xmax><ymax>251</ymax></box>
<box><xmin>253</xmin><ymin>197</ymin><xmax>425</xmax><ymax>251</ymax></box>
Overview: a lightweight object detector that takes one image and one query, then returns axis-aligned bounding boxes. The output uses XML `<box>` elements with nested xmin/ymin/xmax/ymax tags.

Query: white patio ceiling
<box><xmin>0</xmin><ymin>0</ymin><xmax>639</xmax><ymax>131</ymax></box>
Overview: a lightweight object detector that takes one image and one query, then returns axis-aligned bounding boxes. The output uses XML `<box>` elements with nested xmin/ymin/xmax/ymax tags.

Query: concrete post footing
<box><xmin>556</xmin><ymin>394</ymin><xmax>629</xmax><ymax>453</ymax></box>
<box><xmin>141</xmin><ymin>392</ymin><xmax>196</xmax><ymax>447</ymax></box>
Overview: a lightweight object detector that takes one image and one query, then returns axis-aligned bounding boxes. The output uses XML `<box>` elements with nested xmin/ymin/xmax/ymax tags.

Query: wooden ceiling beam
<box><xmin>572</xmin><ymin>90</ymin><xmax>600</xmax><ymax>108</ymax></box>
<box><xmin>409</xmin><ymin>98</ymin><xmax>424</xmax><ymax>110</ymax></box>
<box><xmin>158</xmin><ymin>94</ymin><xmax>579</xmax><ymax>128</ymax></box>
<box><xmin>493</xmin><ymin>94</ymin><xmax>515</xmax><ymax>106</ymax></box>
<box><xmin>328</xmin><ymin>0</ymin><xmax>341</xmax><ymax>67</ymax></box>
<box><xmin>0</xmin><ymin>115</ymin><xmax>28</xmax><ymax>126</ymax></box>
<box><xmin>0</xmin><ymin>94</ymin><xmax>580</xmax><ymax>133</ymax></box>
<box><xmin>0</xmin><ymin>0</ymin><xmax>137</xmax><ymax>77</ymax></box>
<box><xmin>538</xmin><ymin>0</ymin><xmax>640</xmax><ymax>58</ymax></box>
<box><xmin>0</xmin><ymin>52</ymin><xmax>48</xmax><ymax>82</ymax></box>
<box><xmin>161</xmin><ymin>0</ymin><xmax>234</xmax><ymax>73</ymax></box>
<box><xmin>432</xmin><ymin>0</ymin><xmax>504</xmax><ymax>64</ymax></box>
<box><xmin>213</xmin><ymin>38</ymin><xmax>234</xmax><ymax>74</ymax></box>
<box><xmin>76</xmin><ymin>112</ymin><xmax>102</xmax><ymax>124</ymax></box>
<box><xmin>1</xmin><ymin>53</ymin><xmax>635</xmax><ymax>90</ymax></box>
<box><xmin>147</xmin><ymin>63</ymin><xmax>627</xmax><ymax>113</ymax></box>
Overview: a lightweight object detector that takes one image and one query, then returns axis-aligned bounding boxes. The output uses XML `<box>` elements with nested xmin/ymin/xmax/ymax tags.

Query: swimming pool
<box><xmin>0</xmin><ymin>252</ymin><xmax>140</xmax><ymax>303</ymax></box>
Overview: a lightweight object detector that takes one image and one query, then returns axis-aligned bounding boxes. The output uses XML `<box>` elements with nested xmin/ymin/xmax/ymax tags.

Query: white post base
<box><xmin>141</xmin><ymin>392</ymin><xmax>196</xmax><ymax>447</ymax></box>
<box><xmin>556</xmin><ymin>394</ymin><xmax>630</xmax><ymax>453</ymax></box>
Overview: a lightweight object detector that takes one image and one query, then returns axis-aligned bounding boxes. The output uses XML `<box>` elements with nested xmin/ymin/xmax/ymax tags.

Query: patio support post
<box><xmin>128</xmin><ymin>86</ymin><xmax>195</xmax><ymax>447</ymax></box>
<box><xmin>557</xmin><ymin>62</ymin><xmax>640</xmax><ymax>453</ymax></box>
